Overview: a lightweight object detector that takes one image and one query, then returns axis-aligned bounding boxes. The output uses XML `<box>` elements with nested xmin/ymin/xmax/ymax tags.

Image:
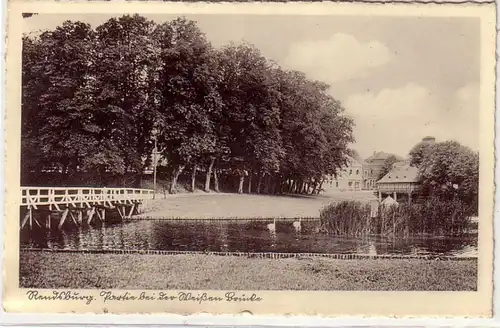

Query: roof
<box><xmin>365</xmin><ymin>151</ymin><xmax>405</xmax><ymax>162</ymax></box>
<box><xmin>393</xmin><ymin>160</ymin><xmax>409</xmax><ymax>167</ymax></box>
<box><xmin>349</xmin><ymin>150</ymin><xmax>365</xmax><ymax>165</ymax></box>
<box><xmin>382</xmin><ymin>196</ymin><xmax>398</xmax><ymax>206</ymax></box>
<box><xmin>376</xmin><ymin>164</ymin><xmax>419</xmax><ymax>184</ymax></box>
<box><xmin>347</xmin><ymin>156</ymin><xmax>363</xmax><ymax>167</ymax></box>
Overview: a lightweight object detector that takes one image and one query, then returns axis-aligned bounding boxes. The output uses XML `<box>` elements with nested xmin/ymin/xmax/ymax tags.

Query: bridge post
<box><xmin>21</xmin><ymin>208</ymin><xmax>32</xmax><ymax>229</ymax></box>
<box><xmin>77</xmin><ymin>210</ymin><xmax>83</xmax><ymax>225</ymax></box>
<box><xmin>58</xmin><ymin>208</ymin><xmax>69</xmax><ymax>229</ymax></box>
<box><xmin>127</xmin><ymin>203</ymin><xmax>136</xmax><ymax>219</ymax></box>
<box><xmin>87</xmin><ymin>207</ymin><xmax>95</xmax><ymax>224</ymax></box>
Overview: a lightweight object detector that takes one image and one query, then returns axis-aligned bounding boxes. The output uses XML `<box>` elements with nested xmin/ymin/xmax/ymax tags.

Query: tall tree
<box><xmin>92</xmin><ymin>15</ymin><xmax>159</xmax><ymax>184</ymax></box>
<box><xmin>416</xmin><ymin>140</ymin><xmax>479</xmax><ymax>209</ymax></box>
<box><xmin>21</xmin><ymin>21</ymin><xmax>98</xmax><ymax>184</ymax></box>
<box><xmin>271</xmin><ymin>68</ymin><xmax>353</xmax><ymax>194</ymax></box>
<box><xmin>217</xmin><ymin>44</ymin><xmax>285</xmax><ymax>193</ymax></box>
<box><xmin>409</xmin><ymin>141</ymin><xmax>435</xmax><ymax>168</ymax></box>
<box><xmin>378</xmin><ymin>155</ymin><xmax>398</xmax><ymax>180</ymax></box>
<box><xmin>153</xmin><ymin>18</ymin><xmax>221</xmax><ymax>193</ymax></box>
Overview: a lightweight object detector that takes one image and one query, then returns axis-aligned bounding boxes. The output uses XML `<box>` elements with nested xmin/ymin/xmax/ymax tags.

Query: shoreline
<box><xmin>20</xmin><ymin>252</ymin><xmax>477</xmax><ymax>291</ymax></box>
<box><xmin>132</xmin><ymin>215</ymin><xmax>320</xmax><ymax>220</ymax></box>
<box><xmin>20</xmin><ymin>248</ymin><xmax>478</xmax><ymax>260</ymax></box>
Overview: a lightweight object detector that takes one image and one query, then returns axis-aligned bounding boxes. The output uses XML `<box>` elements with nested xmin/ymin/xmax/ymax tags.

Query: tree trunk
<box><xmin>299</xmin><ymin>182</ymin><xmax>305</xmax><ymax>194</ymax></box>
<box><xmin>270</xmin><ymin>178</ymin><xmax>277</xmax><ymax>195</ymax></box>
<box><xmin>204</xmin><ymin>157</ymin><xmax>215</xmax><ymax>192</ymax></box>
<box><xmin>238</xmin><ymin>175</ymin><xmax>245</xmax><ymax>194</ymax></box>
<box><xmin>257</xmin><ymin>173</ymin><xmax>263</xmax><ymax>194</ymax></box>
<box><xmin>279</xmin><ymin>179</ymin><xmax>286</xmax><ymax>194</ymax></box>
<box><xmin>247</xmin><ymin>171</ymin><xmax>252</xmax><ymax>194</ymax></box>
<box><xmin>295</xmin><ymin>180</ymin><xmax>302</xmax><ymax>194</ymax></box>
<box><xmin>214</xmin><ymin>168</ymin><xmax>220</xmax><ymax>192</ymax></box>
<box><xmin>169</xmin><ymin>165</ymin><xmax>185</xmax><ymax>194</ymax></box>
<box><xmin>190</xmin><ymin>162</ymin><xmax>197</xmax><ymax>192</ymax></box>
<box><xmin>317</xmin><ymin>178</ymin><xmax>325</xmax><ymax>194</ymax></box>
<box><xmin>99</xmin><ymin>165</ymin><xmax>107</xmax><ymax>187</ymax></box>
<box><xmin>263</xmin><ymin>175</ymin><xmax>269</xmax><ymax>194</ymax></box>
<box><xmin>311</xmin><ymin>179</ymin><xmax>319</xmax><ymax>194</ymax></box>
<box><xmin>134</xmin><ymin>173</ymin><xmax>142</xmax><ymax>189</ymax></box>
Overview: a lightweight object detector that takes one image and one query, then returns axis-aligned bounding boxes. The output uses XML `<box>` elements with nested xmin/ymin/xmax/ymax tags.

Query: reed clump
<box><xmin>319</xmin><ymin>198</ymin><xmax>474</xmax><ymax>237</ymax></box>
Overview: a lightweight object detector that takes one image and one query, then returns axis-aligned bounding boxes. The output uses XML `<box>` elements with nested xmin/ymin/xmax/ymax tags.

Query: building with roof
<box><xmin>323</xmin><ymin>156</ymin><xmax>363</xmax><ymax>191</ymax></box>
<box><xmin>375</xmin><ymin>164</ymin><xmax>420</xmax><ymax>203</ymax></box>
<box><xmin>362</xmin><ymin>151</ymin><xmax>405</xmax><ymax>190</ymax></box>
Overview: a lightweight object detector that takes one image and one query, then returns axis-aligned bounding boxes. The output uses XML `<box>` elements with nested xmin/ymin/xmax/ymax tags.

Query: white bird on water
<box><xmin>267</xmin><ymin>219</ymin><xmax>276</xmax><ymax>233</ymax></box>
<box><xmin>293</xmin><ymin>219</ymin><xmax>302</xmax><ymax>233</ymax></box>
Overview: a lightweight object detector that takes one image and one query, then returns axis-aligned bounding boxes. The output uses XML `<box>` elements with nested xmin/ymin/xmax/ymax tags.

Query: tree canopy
<box><xmin>21</xmin><ymin>15</ymin><xmax>355</xmax><ymax>194</ymax></box>
<box><xmin>409</xmin><ymin>140</ymin><xmax>479</xmax><ymax>210</ymax></box>
<box><xmin>377</xmin><ymin>155</ymin><xmax>398</xmax><ymax>180</ymax></box>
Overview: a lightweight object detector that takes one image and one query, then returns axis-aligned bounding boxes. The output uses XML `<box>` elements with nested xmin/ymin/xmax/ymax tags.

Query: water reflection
<box><xmin>20</xmin><ymin>219</ymin><xmax>478</xmax><ymax>256</ymax></box>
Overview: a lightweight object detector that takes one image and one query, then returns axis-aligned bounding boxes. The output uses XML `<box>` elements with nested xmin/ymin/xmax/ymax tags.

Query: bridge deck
<box><xmin>21</xmin><ymin>187</ymin><xmax>155</xmax><ymax>210</ymax></box>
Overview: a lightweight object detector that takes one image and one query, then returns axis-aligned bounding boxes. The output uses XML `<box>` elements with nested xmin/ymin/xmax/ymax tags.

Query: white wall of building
<box><xmin>323</xmin><ymin>159</ymin><xmax>363</xmax><ymax>192</ymax></box>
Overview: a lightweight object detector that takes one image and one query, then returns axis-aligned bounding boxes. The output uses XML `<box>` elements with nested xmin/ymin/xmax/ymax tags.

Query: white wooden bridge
<box><xmin>20</xmin><ymin>187</ymin><xmax>155</xmax><ymax>229</ymax></box>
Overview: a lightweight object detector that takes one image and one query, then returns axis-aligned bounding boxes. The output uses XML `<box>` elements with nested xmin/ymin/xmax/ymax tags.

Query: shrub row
<box><xmin>319</xmin><ymin>198</ymin><xmax>474</xmax><ymax>237</ymax></box>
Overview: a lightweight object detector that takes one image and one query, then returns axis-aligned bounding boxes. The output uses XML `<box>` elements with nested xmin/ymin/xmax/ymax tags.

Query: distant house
<box><xmin>362</xmin><ymin>151</ymin><xmax>405</xmax><ymax>190</ymax></box>
<box><xmin>324</xmin><ymin>156</ymin><xmax>363</xmax><ymax>191</ymax></box>
<box><xmin>376</xmin><ymin>164</ymin><xmax>419</xmax><ymax>203</ymax></box>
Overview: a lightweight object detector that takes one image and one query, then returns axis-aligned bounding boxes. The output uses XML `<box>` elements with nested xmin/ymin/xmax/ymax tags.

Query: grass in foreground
<box><xmin>20</xmin><ymin>252</ymin><xmax>476</xmax><ymax>291</ymax></box>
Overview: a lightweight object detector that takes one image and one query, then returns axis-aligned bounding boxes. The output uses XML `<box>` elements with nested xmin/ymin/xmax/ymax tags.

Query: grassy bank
<box><xmin>137</xmin><ymin>191</ymin><xmax>376</xmax><ymax>219</ymax></box>
<box><xmin>20</xmin><ymin>252</ymin><xmax>476</xmax><ymax>291</ymax></box>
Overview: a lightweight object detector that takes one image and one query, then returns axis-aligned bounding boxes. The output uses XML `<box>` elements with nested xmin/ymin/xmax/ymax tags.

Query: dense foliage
<box><xmin>21</xmin><ymin>15</ymin><xmax>354</xmax><ymax>194</ymax></box>
<box><xmin>319</xmin><ymin>199</ymin><xmax>474</xmax><ymax>237</ymax></box>
<box><xmin>377</xmin><ymin>155</ymin><xmax>398</xmax><ymax>180</ymax></box>
<box><xmin>409</xmin><ymin>140</ymin><xmax>479</xmax><ymax>211</ymax></box>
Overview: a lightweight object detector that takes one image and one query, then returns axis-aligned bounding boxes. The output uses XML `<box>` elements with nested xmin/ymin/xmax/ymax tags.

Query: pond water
<box><xmin>20</xmin><ymin>218</ymin><xmax>478</xmax><ymax>257</ymax></box>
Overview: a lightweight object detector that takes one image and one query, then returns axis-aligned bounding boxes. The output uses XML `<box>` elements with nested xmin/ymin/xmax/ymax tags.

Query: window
<box><xmin>356</xmin><ymin>169</ymin><xmax>359</xmax><ymax>175</ymax></box>
<box><xmin>336</xmin><ymin>182</ymin><xmax>339</xmax><ymax>188</ymax></box>
<box><xmin>348</xmin><ymin>182</ymin><xmax>352</xmax><ymax>187</ymax></box>
<box><xmin>349</xmin><ymin>169</ymin><xmax>352</xmax><ymax>175</ymax></box>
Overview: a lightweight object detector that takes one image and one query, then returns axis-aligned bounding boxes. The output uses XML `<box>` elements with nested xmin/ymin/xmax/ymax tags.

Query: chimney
<box><xmin>422</xmin><ymin>136</ymin><xmax>436</xmax><ymax>145</ymax></box>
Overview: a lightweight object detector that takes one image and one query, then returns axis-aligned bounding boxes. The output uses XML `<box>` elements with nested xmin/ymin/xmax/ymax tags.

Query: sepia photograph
<box><xmin>3</xmin><ymin>1</ymin><xmax>495</xmax><ymax>317</ymax></box>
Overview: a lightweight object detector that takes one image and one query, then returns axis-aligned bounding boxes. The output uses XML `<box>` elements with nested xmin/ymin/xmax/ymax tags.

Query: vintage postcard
<box><xmin>3</xmin><ymin>0</ymin><xmax>496</xmax><ymax>317</ymax></box>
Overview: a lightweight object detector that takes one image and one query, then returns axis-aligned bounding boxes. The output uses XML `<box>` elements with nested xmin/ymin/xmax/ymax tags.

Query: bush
<box><xmin>319</xmin><ymin>198</ymin><xmax>473</xmax><ymax>237</ymax></box>
<box><xmin>319</xmin><ymin>201</ymin><xmax>372</xmax><ymax>236</ymax></box>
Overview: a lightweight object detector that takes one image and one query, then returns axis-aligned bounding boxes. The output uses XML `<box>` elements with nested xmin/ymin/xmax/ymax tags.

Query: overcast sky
<box><xmin>24</xmin><ymin>14</ymin><xmax>480</xmax><ymax>159</ymax></box>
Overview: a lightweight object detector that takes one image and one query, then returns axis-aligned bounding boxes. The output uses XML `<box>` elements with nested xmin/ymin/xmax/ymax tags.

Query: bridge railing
<box><xmin>21</xmin><ymin>187</ymin><xmax>155</xmax><ymax>208</ymax></box>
